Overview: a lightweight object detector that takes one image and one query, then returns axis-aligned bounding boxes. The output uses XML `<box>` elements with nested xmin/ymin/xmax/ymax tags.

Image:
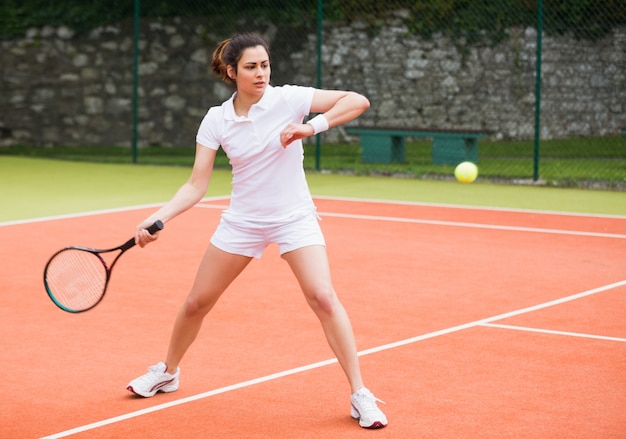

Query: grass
<box><xmin>305</xmin><ymin>136</ymin><xmax>626</xmax><ymax>189</ymax></box>
<box><xmin>2</xmin><ymin>156</ymin><xmax>626</xmax><ymax>224</ymax></box>
<box><xmin>1</xmin><ymin>135</ymin><xmax>624</xmax><ymax>190</ymax></box>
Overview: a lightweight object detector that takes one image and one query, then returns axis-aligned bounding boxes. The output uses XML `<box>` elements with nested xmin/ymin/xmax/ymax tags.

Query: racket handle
<box><xmin>146</xmin><ymin>220</ymin><xmax>164</xmax><ymax>235</ymax></box>
<box><xmin>120</xmin><ymin>220</ymin><xmax>164</xmax><ymax>251</ymax></box>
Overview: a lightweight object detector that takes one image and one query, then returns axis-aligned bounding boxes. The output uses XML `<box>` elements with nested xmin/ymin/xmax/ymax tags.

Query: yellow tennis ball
<box><xmin>455</xmin><ymin>161</ymin><xmax>478</xmax><ymax>183</ymax></box>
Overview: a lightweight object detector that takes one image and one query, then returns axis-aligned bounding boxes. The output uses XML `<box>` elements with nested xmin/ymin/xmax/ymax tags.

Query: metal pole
<box><xmin>132</xmin><ymin>0</ymin><xmax>140</xmax><ymax>164</ymax></box>
<box><xmin>315</xmin><ymin>0</ymin><xmax>323</xmax><ymax>171</ymax></box>
<box><xmin>533</xmin><ymin>0</ymin><xmax>543</xmax><ymax>181</ymax></box>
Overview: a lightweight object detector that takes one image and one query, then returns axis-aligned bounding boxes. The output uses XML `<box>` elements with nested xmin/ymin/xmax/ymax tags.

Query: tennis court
<box><xmin>1</xmin><ymin>196</ymin><xmax>625</xmax><ymax>438</ymax></box>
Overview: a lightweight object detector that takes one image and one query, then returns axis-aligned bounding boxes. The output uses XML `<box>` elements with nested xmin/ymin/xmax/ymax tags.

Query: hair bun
<box><xmin>211</xmin><ymin>38</ymin><xmax>233</xmax><ymax>84</ymax></box>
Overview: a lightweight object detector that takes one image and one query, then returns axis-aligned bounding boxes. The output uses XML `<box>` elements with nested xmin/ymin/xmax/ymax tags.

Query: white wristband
<box><xmin>307</xmin><ymin>114</ymin><xmax>329</xmax><ymax>135</ymax></box>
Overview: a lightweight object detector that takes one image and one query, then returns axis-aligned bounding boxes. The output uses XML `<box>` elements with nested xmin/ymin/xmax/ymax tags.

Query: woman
<box><xmin>127</xmin><ymin>32</ymin><xmax>387</xmax><ymax>429</ymax></box>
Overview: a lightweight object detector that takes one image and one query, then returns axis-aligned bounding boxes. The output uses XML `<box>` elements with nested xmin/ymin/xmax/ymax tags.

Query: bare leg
<box><xmin>164</xmin><ymin>244</ymin><xmax>252</xmax><ymax>373</ymax></box>
<box><xmin>282</xmin><ymin>245</ymin><xmax>364</xmax><ymax>393</ymax></box>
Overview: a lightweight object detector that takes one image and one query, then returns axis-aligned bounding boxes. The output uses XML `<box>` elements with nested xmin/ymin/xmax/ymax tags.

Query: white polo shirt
<box><xmin>196</xmin><ymin>85</ymin><xmax>316</xmax><ymax>224</ymax></box>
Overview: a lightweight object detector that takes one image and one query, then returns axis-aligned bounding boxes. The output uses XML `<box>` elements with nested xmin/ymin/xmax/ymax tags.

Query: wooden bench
<box><xmin>345</xmin><ymin>127</ymin><xmax>487</xmax><ymax>165</ymax></box>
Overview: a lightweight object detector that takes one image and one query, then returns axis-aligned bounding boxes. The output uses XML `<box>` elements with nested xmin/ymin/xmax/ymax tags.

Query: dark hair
<box><xmin>211</xmin><ymin>33</ymin><xmax>271</xmax><ymax>86</ymax></box>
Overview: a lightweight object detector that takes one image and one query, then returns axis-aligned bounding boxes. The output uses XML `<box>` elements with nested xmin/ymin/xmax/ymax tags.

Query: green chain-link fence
<box><xmin>318</xmin><ymin>0</ymin><xmax>626</xmax><ymax>187</ymax></box>
<box><xmin>1</xmin><ymin>1</ymin><xmax>625</xmax><ymax>188</ymax></box>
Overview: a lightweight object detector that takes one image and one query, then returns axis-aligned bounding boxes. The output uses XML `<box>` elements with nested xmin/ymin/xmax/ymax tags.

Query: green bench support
<box><xmin>345</xmin><ymin>127</ymin><xmax>487</xmax><ymax>165</ymax></box>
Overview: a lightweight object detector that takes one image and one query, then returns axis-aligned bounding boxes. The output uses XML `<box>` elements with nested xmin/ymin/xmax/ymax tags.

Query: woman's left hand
<box><xmin>280</xmin><ymin>123</ymin><xmax>314</xmax><ymax>147</ymax></box>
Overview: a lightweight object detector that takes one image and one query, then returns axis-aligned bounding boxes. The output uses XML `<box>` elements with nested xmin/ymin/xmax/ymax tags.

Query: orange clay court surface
<box><xmin>1</xmin><ymin>197</ymin><xmax>625</xmax><ymax>438</ymax></box>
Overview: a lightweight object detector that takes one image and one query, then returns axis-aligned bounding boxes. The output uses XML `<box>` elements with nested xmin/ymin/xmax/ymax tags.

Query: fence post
<box><xmin>132</xmin><ymin>0</ymin><xmax>140</xmax><ymax>164</ymax></box>
<box><xmin>315</xmin><ymin>0</ymin><xmax>323</xmax><ymax>171</ymax></box>
<box><xmin>533</xmin><ymin>0</ymin><xmax>543</xmax><ymax>181</ymax></box>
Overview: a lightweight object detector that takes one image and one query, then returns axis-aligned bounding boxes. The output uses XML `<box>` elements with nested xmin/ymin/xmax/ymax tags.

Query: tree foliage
<box><xmin>1</xmin><ymin>0</ymin><xmax>624</xmax><ymax>40</ymax></box>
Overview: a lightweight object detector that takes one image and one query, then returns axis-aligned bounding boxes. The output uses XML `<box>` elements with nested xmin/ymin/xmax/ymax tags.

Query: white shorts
<box><xmin>210</xmin><ymin>212</ymin><xmax>325</xmax><ymax>259</ymax></box>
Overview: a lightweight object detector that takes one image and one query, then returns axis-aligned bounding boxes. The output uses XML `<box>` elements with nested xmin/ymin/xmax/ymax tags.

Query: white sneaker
<box><xmin>350</xmin><ymin>387</ymin><xmax>388</xmax><ymax>428</ymax></box>
<box><xmin>127</xmin><ymin>362</ymin><xmax>179</xmax><ymax>397</ymax></box>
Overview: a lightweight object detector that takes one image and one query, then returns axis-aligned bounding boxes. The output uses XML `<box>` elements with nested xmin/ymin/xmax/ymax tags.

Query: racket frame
<box><xmin>43</xmin><ymin>220</ymin><xmax>163</xmax><ymax>313</ymax></box>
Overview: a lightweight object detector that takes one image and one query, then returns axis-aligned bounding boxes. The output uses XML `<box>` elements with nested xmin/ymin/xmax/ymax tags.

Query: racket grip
<box><xmin>120</xmin><ymin>220</ymin><xmax>164</xmax><ymax>251</ymax></box>
<box><xmin>146</xmin><ymin>220</ymin><xmax>164</xmax><ymax>235</ymax></box>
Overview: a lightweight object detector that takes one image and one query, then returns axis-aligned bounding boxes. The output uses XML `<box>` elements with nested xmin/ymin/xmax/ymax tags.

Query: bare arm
<box><xmin>309</xmin><ymin>89</ymin><xmax>370</xmax><ymax>127</ymax></box>
<box><xmin>135</xmin><ymin>144</ymin><xmax>217</xmax><ymax>246</ymax></box>
<box><xmin>280</xmin><ymin>89</ymin><xmax>370</xmax><ymax>147</ymax></box>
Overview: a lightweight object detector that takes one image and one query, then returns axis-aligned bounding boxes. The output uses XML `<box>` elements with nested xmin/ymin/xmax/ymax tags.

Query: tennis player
<box><xmin>128</xmin><ymin>32</ymin><xmax>387</xmax><ymax>429</ymax></box>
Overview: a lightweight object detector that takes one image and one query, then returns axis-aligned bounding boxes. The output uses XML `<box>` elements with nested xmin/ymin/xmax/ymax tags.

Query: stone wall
<box><xmin>1</xmin><ymin>18</ymin><xmax>624</xmax><ymax>147</ymax></box>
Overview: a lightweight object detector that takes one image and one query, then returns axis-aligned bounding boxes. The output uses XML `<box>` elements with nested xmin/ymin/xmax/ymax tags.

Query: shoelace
<box><xmin>137</xmin><ymin>364</ymin><xmax>167</xmax><ymax>385</ymax></box>
<box><xmin>353</xmin><ymin>391</ymin><xmax>386</xmax><ymax>415</ymax></box>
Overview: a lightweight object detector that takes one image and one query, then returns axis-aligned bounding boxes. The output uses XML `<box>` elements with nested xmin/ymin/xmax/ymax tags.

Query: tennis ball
<box><xmin>454</xmin><ymin>161</ymin><xmax>478</xmax><ymax>184</ymax></box>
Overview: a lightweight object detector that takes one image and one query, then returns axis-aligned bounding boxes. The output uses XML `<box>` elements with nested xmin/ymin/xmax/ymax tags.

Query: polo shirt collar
<box><xmin>223</xmin><ymin>86</ymin><xmax>275</xmax><ymax>121</ymax></box>
<box><xmin>253</xmin><ymin>85</ymin><xmax>274</xmax><ymax>110</ymax></box>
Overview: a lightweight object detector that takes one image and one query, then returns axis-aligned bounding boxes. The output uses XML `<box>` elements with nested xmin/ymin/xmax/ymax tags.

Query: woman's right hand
<box><xmin>135</xmin><ymin>220</ymin><xmax>161</xmax><ymax>248</ymax></box>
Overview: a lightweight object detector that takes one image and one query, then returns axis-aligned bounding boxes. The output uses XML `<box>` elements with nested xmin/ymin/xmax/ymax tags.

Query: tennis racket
<box><xmin>43</xmin><ymin>220</ymin><xmax>164</xmax><ymax>313</ymax></box>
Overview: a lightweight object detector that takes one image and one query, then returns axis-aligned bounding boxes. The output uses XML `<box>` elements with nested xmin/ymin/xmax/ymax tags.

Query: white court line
<box><xmin>40</xmin><ymin>279</ymin><xmax>626</xmax><ymax>439</ymax></box>
<box><xmin>6</xmin><ymin>194</ymin><xmax>624</xmax><ymax>228</ymax></box>
<box><xmin>318</xmin><ymin>211</ymin><xmax>626</xmax><ymax>239</ymax></box>
<box><xmin>356</xmin><ymin>279</ymin><xmax>626</xmax><ymax>356</ymax></box>
<box><xmin>481</xmin><ymin>323</ymin><xmax>626</xmax><ymax>343</ymax></box>
<box><xmin>311</xmin><ymin>195</ymin><xmax>626</xmax><ymax>220</ymax></box>
<box><xmin>0</xmin><ymin>196</ymin><xmax>231</xmax><ymax>227</ymax></box>
<box><xmin>195</xmin><ymin>203</ymin><xmax>626</xmax><ymax>239</ymax></box>
<box><xmin>40</xmin><ymin>359</ymin><xmax>339</xmax><ymax>439</ymax></box>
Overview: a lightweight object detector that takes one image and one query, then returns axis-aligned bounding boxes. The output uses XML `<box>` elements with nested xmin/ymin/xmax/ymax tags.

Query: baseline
<box><xmin>195</xmin><ymin>201</ymin><xmax>626</xmax><ymax>239</ymax></box>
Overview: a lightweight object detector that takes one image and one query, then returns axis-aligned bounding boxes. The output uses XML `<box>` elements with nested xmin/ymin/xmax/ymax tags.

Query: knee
<box><xmin>305</xmin><ymin>285</ymin><xmax>339</xmax><ymax>316</ymax></box>
<box><xmin>182</xmin><ymin>295</ymin><xmax>210</xmax><ymax>319</ymax></box>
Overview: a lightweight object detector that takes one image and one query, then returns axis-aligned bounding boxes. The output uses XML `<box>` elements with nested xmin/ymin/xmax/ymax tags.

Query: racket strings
<box><xmin>45</xmin><ymin>249</ymin><xmax>108</xmax><ymax>311</ymax></box>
